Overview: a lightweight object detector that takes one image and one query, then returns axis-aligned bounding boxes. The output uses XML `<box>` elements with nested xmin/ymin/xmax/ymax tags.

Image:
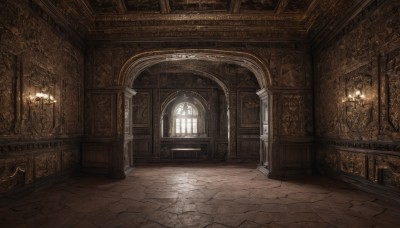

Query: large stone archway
<box><xmin>82</xmin><ymin>49</ymin><xmax>275</xmax><ymax>178</ymax></box>
<box><xmin>119</xmin><ymin>49</ymin><xmax>273</xmax><ymax>173</ymax></box>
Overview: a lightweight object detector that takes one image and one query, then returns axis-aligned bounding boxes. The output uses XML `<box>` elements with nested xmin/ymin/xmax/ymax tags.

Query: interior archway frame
<box><xmin>118</xmin><ymin>49</ymin><xmax>272</xmax><ymax>90</ymax></box>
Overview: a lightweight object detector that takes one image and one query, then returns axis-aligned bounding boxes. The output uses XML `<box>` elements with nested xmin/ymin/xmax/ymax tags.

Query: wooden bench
<box><xmin>170</xmin><ymin>148</ymin><xmax>201</xmax><ymax>159</ymax></box>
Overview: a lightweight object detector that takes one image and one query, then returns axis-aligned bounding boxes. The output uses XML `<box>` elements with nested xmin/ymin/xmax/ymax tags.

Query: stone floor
<box><xmin>1</xmin><ymin>164</ymin><xmax>400</xmax><ymax>228</ymax></box>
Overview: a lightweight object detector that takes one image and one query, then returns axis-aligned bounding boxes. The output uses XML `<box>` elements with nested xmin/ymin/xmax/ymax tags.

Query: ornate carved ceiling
<box><xmin>37</xmin><ymin>0</ymin><xmax>374</xmax><ymax>45</ymax></box>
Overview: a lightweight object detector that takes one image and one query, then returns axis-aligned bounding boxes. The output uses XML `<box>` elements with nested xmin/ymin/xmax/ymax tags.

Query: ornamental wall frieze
<box><xmin>0</xmin><ymin>140</ymin><xmax>63</xmax><ymax>154</ymax></box>
<box><xmin>318</xmin><ymin>139</ymin><xmax>400</xmax><ymax>153</ymax></box>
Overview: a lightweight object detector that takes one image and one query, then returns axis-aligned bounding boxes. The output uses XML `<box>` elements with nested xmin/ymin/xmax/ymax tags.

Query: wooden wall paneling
<box><xmin>82</xmin><ymin>142</ymin><xmax>112</xmax><ymax>173</ymax></box>
<box><xmin>153</xmin><ymin>89</ymin><xmax>160</xmax><ymax>157</ymax></box>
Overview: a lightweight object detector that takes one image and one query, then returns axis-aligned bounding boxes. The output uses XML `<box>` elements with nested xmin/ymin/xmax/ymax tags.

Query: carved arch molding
<box><xmin>118</xmin><ymin>49</ymin><xmax>272</xmax><ymax>89</ymax></box>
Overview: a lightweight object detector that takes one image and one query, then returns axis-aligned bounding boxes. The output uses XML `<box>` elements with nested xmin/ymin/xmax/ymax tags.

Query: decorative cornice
<box><xmin>0</xmin><ymin>140</ymin><xmax>63</xmax><ymax>153</ymax></box>
<box><xmin>317</xmin><ymin>139</ymin><xmax>400</xmax><ymax>153</ymax></box>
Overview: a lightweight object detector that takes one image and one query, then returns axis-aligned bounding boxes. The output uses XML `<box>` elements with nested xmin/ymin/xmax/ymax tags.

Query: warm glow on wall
<box><xmin>28</xmin><ymin>92</ymin><xmax>56</xmax><ymax>104</ymax></box>
<box><xmin>342</xmin><ymin>90</ymin><xmax>365</xmax><ymax>107</ymax></box>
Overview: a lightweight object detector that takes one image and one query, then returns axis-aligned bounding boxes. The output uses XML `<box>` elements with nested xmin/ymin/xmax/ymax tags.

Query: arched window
<box><xmin>173</xmin><ymin>102</ymin><xmax>198</xmax><ymax>137</ymax></box>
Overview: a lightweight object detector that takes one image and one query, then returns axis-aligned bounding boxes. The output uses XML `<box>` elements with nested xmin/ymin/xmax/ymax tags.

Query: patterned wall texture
<box><xmin>0</xmin><ymin>1</ymin><xmax>84</xmax><ymax>194</ymax></box>
<box><xmin>315</xmin><ymin>0</ymin><xmax>400</xmax><ymax>190</ymax></box>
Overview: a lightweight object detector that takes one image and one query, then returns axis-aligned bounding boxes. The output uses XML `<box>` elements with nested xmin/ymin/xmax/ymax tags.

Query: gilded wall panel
<box><xmin>132</xmin><ymin>91</ymin><xmax>152</xmax><ymax>128</ymax></box>
<box><xmin>92</xmin><ymin>94</ymin><xmax>115</xmax><ymax>137</ymax></box>
<box><xmin>92</xmin><ymin>50</ymin><xmax>114</xmax><ymax>88</ymax></box>
<box><xmin>61</xmin><ymin>49</ymin><xmax>83</xmax><ymax>135</ymax></box>
<box><xmin>341</xmin><ymin>63</ymin><xmax>377</xmax><ymax>138</ymax></box>
<box><xmin>23</xmin><ymin>62</ymin><xmax>58</xmax><ymax>136</ymax></box>
<box><xmin>338</xmin><ymin>150</ymin><xmax>366</xmax><ymax>178</ymax></box>
<box><xmin>280</xmin><ymin>94</ymin><xmax>312</xmax><ymax>137</ymax></box>
<box><xmin>380</xmin><ymin>48</ymin><xmax>400</xmax><ymax>139</ymax></box>
<box><xmin>62</xmin><ymin>78</ymin><xmax>82</xmax><ymax>135</ymax></box>
<box><xmin>316</xmin><ymin>74</ymin><xmax>340</xmax><ymax>136</ymax></box>
<box><xmin>0</xmin><ymin>53</ymin><xmax>18</xmax><ymax>136</ymax></box>
<box><xmin>275</xmin><ymin>53</ymin><xmax>308</xmax><ymax>88</ymax></box>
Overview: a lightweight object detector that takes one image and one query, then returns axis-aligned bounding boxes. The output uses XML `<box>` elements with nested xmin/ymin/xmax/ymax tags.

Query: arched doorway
<box><xmin>119</xmin><ymin>49</ymin><xmax>272</xmax><ymax>168</ymax></box>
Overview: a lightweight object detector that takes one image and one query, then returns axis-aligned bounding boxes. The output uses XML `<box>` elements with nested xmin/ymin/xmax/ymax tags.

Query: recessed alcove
<box><xmin>131</xmin><ymin>60</ymin><xmax>261</xmax><ymax>161</ymax></box>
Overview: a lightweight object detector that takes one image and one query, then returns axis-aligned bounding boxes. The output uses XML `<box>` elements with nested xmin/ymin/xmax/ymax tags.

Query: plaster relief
<box><xmin>93</xmin><ymin>50</ymin><xmax>113</xmax><ymax>88</ymax></box>
<box><xmin>0</xmin><ymin>53</ymin><xmax>18</xmax><ymax>135</ymax></box>
<box><xmin>93</xmin><ymin>94</ymin><xmax>114</xmax><ymax>136</ymax></box>
<box><xmin>339</xmin><ymin>151</ymin><xmax>366</xmax><ymax>178</ymax></box>
<box><xmin>386</xmin><ymin>49</ymin><xmax>400</xmax><ymax>133</ymax></box>
<box><xmin>25</xmin><ymin>63</ymin><xmax>57</xmax><ymax>136</ymax></box>
<box><xmin>317</xmin><ymin>76</ymin><xmax>340</xmax><ymax>136</ymax></box>
<box><xmin>281</xmin><ymin>95</ymin><xmax>308</xmax><ymax>136</ymax></box>
<box><xmin>132</xmin><ymin>92</ymin><xmax>151</xmax><ymax>128</ymax></box>
<box><xmin>342</xmin><ymin>64</ymin><xmax>374</xmax><ymax>133</ymax></box>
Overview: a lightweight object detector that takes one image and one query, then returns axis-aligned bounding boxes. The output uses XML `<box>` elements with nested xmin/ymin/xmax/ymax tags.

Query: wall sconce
<box><xmin>28</xmin><ymin>92</ymin><xmax>56</xmax><ymax>104</ymax></box>
<box><xmin>342</xmin><ymin>90</ymin><xmax>365</xmax><ymax>108</ymax></box>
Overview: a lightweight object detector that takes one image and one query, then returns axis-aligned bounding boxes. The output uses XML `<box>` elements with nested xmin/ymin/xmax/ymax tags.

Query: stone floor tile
<box><xmin>147</xmin><ymin>210</ymin><xmax>181</xmax><ymax>227</ymax></box>
<box><xmin>178</xmin><ymin>212</ymin><xmax>213</xmax><ymax>227</ymax></box>
<box><xmin>238</xmin><ymin>220</ymin><xmax>267</xmax><ymax>228</ymax></box>
<box><xmin>1</xmin><ymin>163</ymin><xmax>400</xmax><ymax>228</ymax></box>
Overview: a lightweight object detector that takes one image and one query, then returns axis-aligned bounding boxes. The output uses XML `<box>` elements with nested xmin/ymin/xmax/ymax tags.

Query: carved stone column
<box><xmin>257</xmin><ymin>88</ymin><xmax>269</xmax><ymax>167</ymax></box>
<box><xmin>228</xmin><ymin>91</ymin><xmax>237</xmax><ymax>159</ymax></box>
<box><xmin>123</xmin><ymin>88</ymin><xmax>136</xmax><ymax>175</ymax></box>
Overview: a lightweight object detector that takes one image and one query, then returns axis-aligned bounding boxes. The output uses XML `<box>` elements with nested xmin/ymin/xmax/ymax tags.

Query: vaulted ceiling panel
<box><xmin>124</xmin><ymin>0</ymin><xmax>161</xmax><ymax>12</ymax></box>
<box><xmin>240</xmin><ymin>0</ymin><xmax>279</xmax><ymax>11</ymax></box>
<box><xmin>88</xmin><ymin>0</ymin><xmax>117</xmax><ymax>13</ymax></box>
<box><xmin>285</xmin><ymin>0</ymin><xmax>312</xmax><ymax>13</ymax></box>
<box><xmin>170</xmin><ymin>0</ymin><xmax>230</xmax><ymax>12</ymax></box>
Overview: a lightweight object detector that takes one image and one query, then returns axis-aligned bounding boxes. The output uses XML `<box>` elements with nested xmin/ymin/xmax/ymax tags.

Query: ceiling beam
<box><xmin>276</xmin><ymin>0</ymin><xmax>289</xmax><ymax>14</ymax></box>
<box><xmin>160</xmin><ymin>0</ymin><xmax>171</xmax><ymax>14</ymax></box>
<box><xmin>230</xmin><ymin>0</ymin><xmax>241</xmax><ymax>14</ymax></box>
<box><xmin>113</xmin><ymin>0</ymin><xmax>127</xmax><ymax>13</ymax></box>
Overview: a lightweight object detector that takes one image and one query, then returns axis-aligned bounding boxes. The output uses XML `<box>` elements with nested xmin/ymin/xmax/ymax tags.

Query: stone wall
<box><xmin>0</xmin><ymin>0</ymin><xmax>84</xmax><ymax>195</ymax></box>
<box><xmin>314</xmin><ymin>0</ymin><xmax>400</xmax><ymax>190</ymax></box>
